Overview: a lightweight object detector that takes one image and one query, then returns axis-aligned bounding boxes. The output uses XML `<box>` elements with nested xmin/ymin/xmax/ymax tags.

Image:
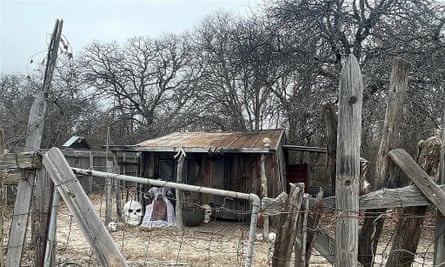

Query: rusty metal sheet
<box><xmin>137</xmin><ymin>130</ymin><xmax>284</xmax><ymax>152</ymax></box>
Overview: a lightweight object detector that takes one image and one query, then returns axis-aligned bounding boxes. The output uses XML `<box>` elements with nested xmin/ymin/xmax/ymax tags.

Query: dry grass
<box><xmin>3</xmin><ymin>193</ymin><xmax>439</xmax><ymax>266</ymax></box>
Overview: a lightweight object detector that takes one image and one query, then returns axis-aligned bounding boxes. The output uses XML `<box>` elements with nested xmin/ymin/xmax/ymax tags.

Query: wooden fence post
<box><xmin>105</xmin><ymin>159</ymin><xmax>113</xmax><ymax>225</ymax></box>
<box><xmin>434</xmin><ymin>113</ymin><xmax>445</xmax><ymax>265</ymax></box>
<box><xmin>386</xmin><ymin>137</ymin><xmax>442</xmax><ymax>267</ymax></box>
<box><xmin>322</xmin><ymin>101</ymin><xmax>337</xmax><ymax>195</ymax></box>
<box><xmin>358</xmin><ymin>57</ymin><xmax>411</xmax><ymax>266</ymax></box>
<box><xmin>6</xmin><ymin>19</ymin><xmax>64</xmax><ymax>267</ymax></box>
<box><xmin>175</xmin><ymin>148</ymin><xmax>185</xmax><ymax>231</ymax></box>
<box><xmin>335</xmin><ymin>54</ymin><xmax>363</xmax><ymax>267</ymax></box>
<box><xmin>272</xmin><ymin>183</ymin><xmax>305</xmax><ymax>267</ymax></box>
<box><xmin>43</xmin><ymin>148</ymin><xmax>128</xmax><ymax>266</ymax></box>
<box><xmin>112</xmin><ymin>152</ymin><xmax>122</xmax><ymax>222</ymax></box>
<box><xmin>260</xmin><ymin>153</ymin><xmax>270</xmax><ymax>239</ymax></box>
<box><xmin>0</xmin><ymin>129</ymin><xmax>5</xmax><ymax>267</ymax></box>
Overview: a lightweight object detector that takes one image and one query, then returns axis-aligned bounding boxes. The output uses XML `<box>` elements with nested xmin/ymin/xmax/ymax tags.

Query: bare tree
<box><xmin>0</xmin><ymin>74</ymin><xmax>36</xmax><ymax>150</ymax></box>
<box><xmin>193</xmin><ymin>12</ymin><xmax>281</xmax><ymax>131</ymax></box>
<box><xmin>78</xmin><ymin>34</ymin><xmax>200</xmax><ymax>138</ymax></box>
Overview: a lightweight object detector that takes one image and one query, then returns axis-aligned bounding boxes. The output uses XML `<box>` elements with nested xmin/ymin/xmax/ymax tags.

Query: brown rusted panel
<box><xmin>200</xmin><ymin>157</ymin><xmax>213</xmax><ymax>204</ymax></box>
<box><xmin>137</xmin><ymin>130</ymin><xmax>284</xmax><ymax>151</ymax></box>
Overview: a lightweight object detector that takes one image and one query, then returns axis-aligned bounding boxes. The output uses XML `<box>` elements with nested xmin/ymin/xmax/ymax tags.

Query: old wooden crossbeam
<box><xmin>309</xmin><ymin>183</ymin><xmax>445</xmax><ymax>210</ymax></box>
<box><xmin>388</xmin><ymin>148</ymin><xmax>445</xmax><ymax>217</ymax></box>
<box><xmin>0</xmin><ymin>152</ymin><xmax>42</xmax><ymax>170</ymax></box>
<box><xmin>0</xmin><ymin>152</ymin><xmax>42</xmax><ymax>185</ymax></box>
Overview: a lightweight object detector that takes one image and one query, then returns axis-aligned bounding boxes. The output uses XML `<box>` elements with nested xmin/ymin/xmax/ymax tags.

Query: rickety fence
<box><xmin>63</xmin><ymin>150</ymin><xmax>140</xmax><ymax>193</ymax></box>
<box><xmin>1</xmin><ymin>53</ymin><xmax>444</xmax><ymax>266</ymax></box>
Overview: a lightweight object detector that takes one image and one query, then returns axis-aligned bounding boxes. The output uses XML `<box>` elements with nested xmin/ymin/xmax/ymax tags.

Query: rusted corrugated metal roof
<box><xmin>136</xmin><ymin>129</ymin><xmax>284</xmax><ymax>153</ymax></box>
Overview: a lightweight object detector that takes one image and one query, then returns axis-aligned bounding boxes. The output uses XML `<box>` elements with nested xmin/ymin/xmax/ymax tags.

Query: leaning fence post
<box><xmin>0</xmin><ymin>129</ymin><xmax>5</xmax><ymax>267</ymax></box>
<box><xmin>44</xmin><ymin>148</ymin><xmax>128</xmax><ymax>266</ymax></box>
<box><xmin>335</xmin><ymin>54</ymin><xmax>363</xmax><ymax>267</ymax></box>
<box><xmin>433</xmin><ymin>112</ymin><xmax>445</xmax><ymax>265</ymax></box>
<box><xmin>358</xmin><ymin>57</ymin><xmax>411</xmax><ymax>266</ymax></box>
<box><xmin>272</xmin><ymin>183</ymin><xmax>305</xmax><ymax>267</ymax></box>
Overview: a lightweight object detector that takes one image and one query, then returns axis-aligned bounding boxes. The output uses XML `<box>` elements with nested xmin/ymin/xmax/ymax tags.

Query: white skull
<box><xmin>123</xmin><ymin>200</ymin><xmax>143</xmax><ymax>226</ymax></box>
<box><xmin>201</xmin><ymin>204</ymin><xmax>212</xmax><ymax>224</ymax></box>
<box><xmin>108</xmin><ymin>221</ymin><xmax>117</xmax><ymax>232</ymax></box>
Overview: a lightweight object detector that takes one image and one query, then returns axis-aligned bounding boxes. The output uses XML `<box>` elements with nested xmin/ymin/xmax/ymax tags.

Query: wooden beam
<box><xmin>305</xmin><ymin>189</ymin><xmax>324</xmax><ymax>265</ymax></box>
<box><xmin>0</xmin><ymin>129</ymin><xmax>5</xmax><ymax>267</ymax></box>
<box><xmin>175</xmin><ymin>148</ymin><xmax>185</xmax><ymax>231</ymax></box>
<box><xmin>272</xmin><ymin>183</ymin><xmax>305</xmax><ymax>267</ymax></box>
<box><xmin>6</xmin><ymin>171</ymin><xmax>35</xmax><ymax>267</ymax></box>
<box><xmin>386</xmin><ymin>137</ymin><xmax>442</xmax><ymax>267</ymax></box>
<box><xmin>43</xmin><ymin>148</ymin><xmax>127</xmax><ymax>266</ymax></box>
<box><xmin>31</xmin><ymin>19</ymin><xmax>64</xmax><ymax>267</ymax></box>
<box><xmin>388</xmin><ymin>148</ymin><xmax>445</xmax><ymax>216</ymax></box>
<box><xmin>322</xmin><ymin>101</ymin><xmax>337</xmax><ymax>195</ymax></box>
<box><xmin>374</xmin><ymin>58</ymin><xmax>411</xmax><ymax>189</ymax></box>
<box><xmin>359</xmin><ymin>57</ymin><xmax>411</xmax><ymax>267</ymax></box>
<box><xmin>335</xmin><ymin>54</ymin><xmax>363</xmax><ymax>267</ymax></box>
<box><xmin>434</xmin><ymin>113</ymin><xmax>445</xmax><ymax>265</ymax></box>
<box><xmin>0</xmin><ymin>171</ymin><xmax>20</xmax><ymax>185</ymax></box>
<box><xmin>0</xmin><ymin>152</ymin><xmax>42</xmax><ymax>170</ymax></box>
<box><xmin>260</xmin><ymin>153</ymin><xmax>269</xmax><ymax>238</ymax></box>
<box><xmin>310</xmin><ymin>184</ymin><xmax>445</xmax><ymax>210</ymax></box>
<box><xmin>313</xmin><ymin>228</ymin><xmax>335</xmax><ymax>264</ymax></box>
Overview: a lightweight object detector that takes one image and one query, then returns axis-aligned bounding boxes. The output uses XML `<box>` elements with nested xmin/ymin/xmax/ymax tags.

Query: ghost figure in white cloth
<box><xmin>123</xmin><ymin>200</ymin><xmax>143</xmax><ymax>226</ymax></box>
<box><xmin>141</xmin><ymin>187</ymin><xmax>176</xmax><ymax>228</ymax></box>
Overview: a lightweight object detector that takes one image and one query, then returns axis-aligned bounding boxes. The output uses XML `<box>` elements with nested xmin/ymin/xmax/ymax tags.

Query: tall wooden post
<box><xmin>322</xmin><ymin>101</ymin><xmax>337</xmax><ymax>195</ymax></box>
<box><xmin>434</xmin><ymin>113</ymin><xmax>445</xmax><ymax>265</ymax></box>
<box><xmin>272</xmin><ymin>183</ymin><xmax>305</xmax><ymax>267</ymax></box>
<box><xmin>335</xmin><ymin>54</ymin><xmax>363</xmax><ymax>267</ymax></box>
<box><xmin>112</xmin><ymin>152</ymin><xmax>122</xmax><ymax>222</ymax></box>
<box><xmin>260</xmin><ymin>153</ymin><xmax>269</xmax><ymax>238</ymax></box>
<box><xmin>105</xmin><ymin>159</ymin><xmax>113</xmax><ymax>225</ymax></box>
<box><xmin>175</xmin><ymin>148</ymin><xmax>186</xmax><ymax>231</ymax></box>
<box><xmin>358</xmin><ymin>57</ymin><xmax>411</xmax><ymax>266</ymax></box>
<box><xmin>0</xmin><ymin>129</ymin><xmax>5</xmax><ymax>267</ymax></box>
<box><xmin>6</xmin><ymin>19</ymin><xmax>63</xmax><ymax>267</ymax></box>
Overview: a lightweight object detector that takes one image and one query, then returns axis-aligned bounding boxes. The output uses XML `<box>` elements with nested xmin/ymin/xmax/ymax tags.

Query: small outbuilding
<box><xmin>122</xmin><ymin>129</ymin><xmax>288</xmax><ymax>220</ymax></box>
<box><xmin>62</xmin><ymin>136</ymin><xmax>90</xmax><ymax>150</ymax></box>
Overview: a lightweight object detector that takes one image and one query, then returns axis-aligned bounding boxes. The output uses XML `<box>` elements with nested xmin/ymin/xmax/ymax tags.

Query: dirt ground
<box><xmin>5</xmin><ymin>193</ymin><xmax>438</xmax><ymax>266</ymax></box>
<box><xmin>51</xmin><ymin>194</ymin><xmax>332</xmax><ymax>266</ymax></box>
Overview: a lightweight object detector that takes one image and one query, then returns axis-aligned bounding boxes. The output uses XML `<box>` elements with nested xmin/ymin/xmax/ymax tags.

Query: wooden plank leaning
<box><xmin>388</xmin><ymin>148</ymin><xmax>445</xmax><ymax>216</ymax></box>
<box><xmin>43</xmin><ymin>147</ymin><xmax>127</xmax><ymax>267</ymax></box>
<box><xmin>434</xmin><ymin>112</ymin><xmax>445</xmax><ymax>266</ymax></box>
<box><xmin>0</xmin><ymin>129</ymin><xmax>5</xmax><ymax>267</ymax></box>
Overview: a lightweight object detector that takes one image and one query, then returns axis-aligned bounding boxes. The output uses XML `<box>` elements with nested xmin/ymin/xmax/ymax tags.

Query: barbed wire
<box><xmin>2</xmin><ymin>169</ymin><xmax>444</xmax><ymax>266</ymax></box>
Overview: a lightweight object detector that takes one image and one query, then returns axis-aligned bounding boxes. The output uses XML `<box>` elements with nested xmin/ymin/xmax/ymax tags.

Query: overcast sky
<box><xmin>0</xmin><ymin>0</ymin><xmax>261</xmax><ymax>74</ymax></box>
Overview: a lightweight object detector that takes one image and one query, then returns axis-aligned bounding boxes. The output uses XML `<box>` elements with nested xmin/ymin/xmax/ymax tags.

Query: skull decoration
<box><xmin>200</xmin><ymin>204</ymin><xmax>212</xmax><ymax>224</ymax></box>
<box><xmin>108</xmin><ymin>222</ymin><xmax>117</xmax><ymax>232</ymax></box>
<box><xmin>123</xmin><ymin>200</ymin><xmax>143</xmax><ymax>226</ymax></box>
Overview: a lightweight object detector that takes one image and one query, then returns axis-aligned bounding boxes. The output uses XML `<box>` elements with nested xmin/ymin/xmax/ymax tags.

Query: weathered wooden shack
<box><xmin>116</xmin><ymin>129</ymin><xmax>288</xmax><ymax>220</ymax></box>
